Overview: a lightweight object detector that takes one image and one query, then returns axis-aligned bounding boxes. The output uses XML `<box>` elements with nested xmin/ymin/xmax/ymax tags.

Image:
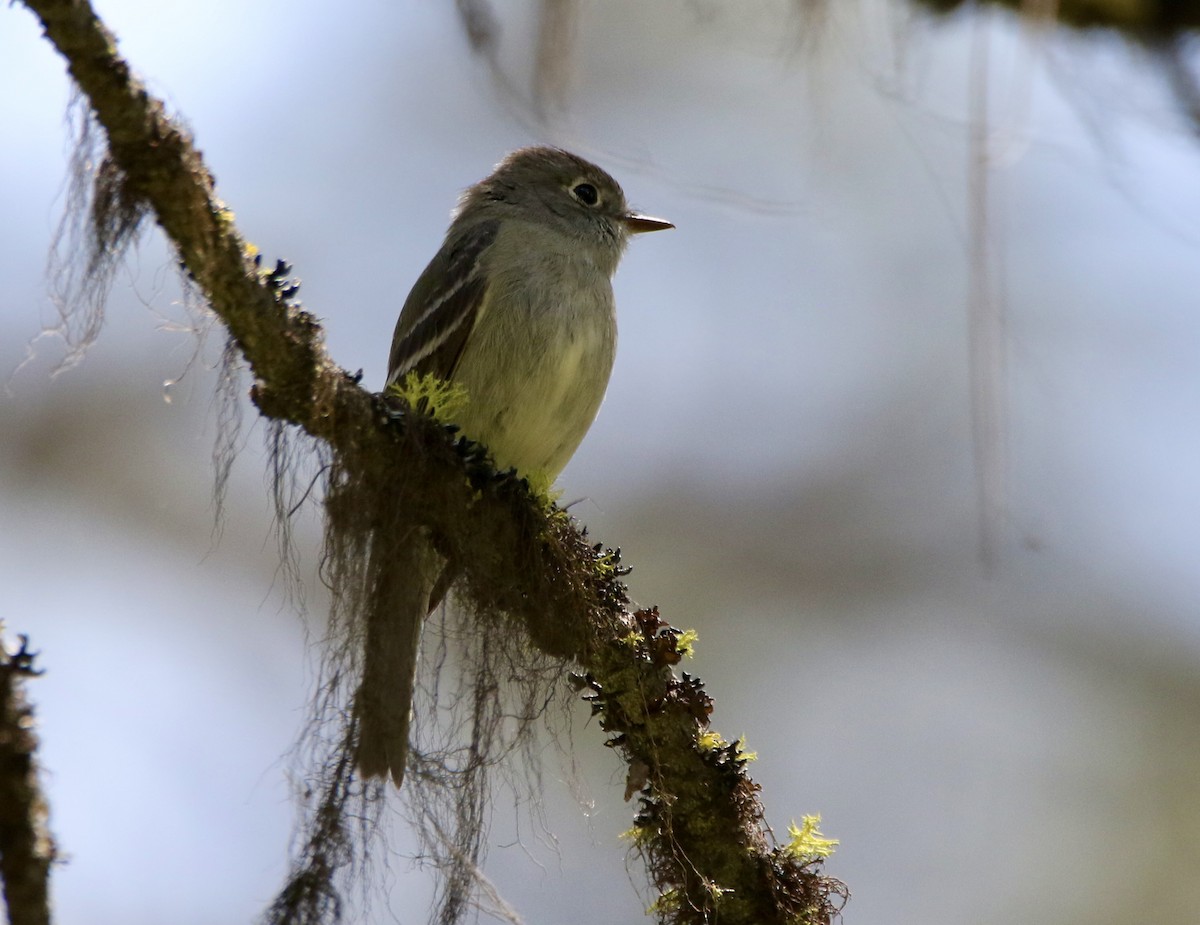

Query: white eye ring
<box><xmin>570</xmin><ymin>182</ymin><xmax>599</xmax><ymax>206</ymax></box>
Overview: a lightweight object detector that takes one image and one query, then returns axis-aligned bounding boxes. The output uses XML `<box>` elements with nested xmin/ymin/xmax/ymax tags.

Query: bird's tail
<box><xmin>355</xmin><ymin>534</ymin><xmax>439</xmax><ymax>788</ymax></box>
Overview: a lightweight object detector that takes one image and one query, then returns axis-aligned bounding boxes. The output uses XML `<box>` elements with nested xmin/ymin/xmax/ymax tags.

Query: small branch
<box><xmin>912</xmin><ymin>0</ymin><xmax>1200</xmax><ymax>32</ymax></box>
<box><xmin>0</xmin><ymin>626</ymin><xmax>55</xmax><ymax>925</ymax></box>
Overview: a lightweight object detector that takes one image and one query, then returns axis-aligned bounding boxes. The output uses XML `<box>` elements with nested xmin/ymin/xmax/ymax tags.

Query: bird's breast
<box><xmin>450</xmin><ymin>265</ymin><xmax>617</xmax><ymax>479</ymax></box>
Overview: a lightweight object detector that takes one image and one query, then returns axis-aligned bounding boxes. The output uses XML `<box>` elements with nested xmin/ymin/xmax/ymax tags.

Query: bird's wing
<box><xmin>386</xmin><ymin>220</ymin><xmax>500</xmax><ymax>385</ymax></box>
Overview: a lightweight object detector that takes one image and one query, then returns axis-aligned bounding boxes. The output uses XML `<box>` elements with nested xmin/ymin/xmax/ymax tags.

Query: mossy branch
<box><xmin>0</xmin><ymin>626</ymin><xmax>55</xmax><ymax>925</ymax></box>
<box><xmin>18</xmin><ymin>0</ymin><xmax>845</xmax><ymax>922</ymax></box>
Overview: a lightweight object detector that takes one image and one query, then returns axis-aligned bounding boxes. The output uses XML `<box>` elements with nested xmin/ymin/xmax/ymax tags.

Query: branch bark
<box><xmin>0</xmin><ymin>627</ymin><xmax>54</xmax><ymax>925</ymax></box>
<box><xmin>16</xmin><ymin>2</ymin><xmax>845</xmax><ymax>923</ymax></box>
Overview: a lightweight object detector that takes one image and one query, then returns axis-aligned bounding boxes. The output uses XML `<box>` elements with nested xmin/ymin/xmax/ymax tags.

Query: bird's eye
<box><xmin>571</xmin><ymin>182</ymin><xmax>599</xmax><ymax>206</ymax></box>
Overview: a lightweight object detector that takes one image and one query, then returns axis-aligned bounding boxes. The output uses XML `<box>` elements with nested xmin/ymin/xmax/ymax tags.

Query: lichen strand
<box><xmin>295</xmin><ymin>396</ymin><xmax>621</xmax><ymax>925</ymax></box>
<box><xmin>34</xmin><ymin>0</ymin><xmax>329</xmax><ymax>428</ymax></box>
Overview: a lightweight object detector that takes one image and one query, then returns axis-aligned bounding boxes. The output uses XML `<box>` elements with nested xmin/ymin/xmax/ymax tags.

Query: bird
<box><xmin>354</xmin><ymin>146</ymin><xmax>673</xmax><ymax>787</ymax></box>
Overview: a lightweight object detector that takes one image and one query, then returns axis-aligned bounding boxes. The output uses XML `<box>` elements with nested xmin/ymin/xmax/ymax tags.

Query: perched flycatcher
<box><xmin>356</xmin><ymin>146</ymin><xmax>673</xmax><ymax>786</ymax></box>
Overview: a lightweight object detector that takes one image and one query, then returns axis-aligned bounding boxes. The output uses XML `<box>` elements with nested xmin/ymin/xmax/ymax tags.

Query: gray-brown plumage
<box><xmin>355</xmin><ymin>147</ymin><xmax>672</xmax><ymax>786</ymax></box>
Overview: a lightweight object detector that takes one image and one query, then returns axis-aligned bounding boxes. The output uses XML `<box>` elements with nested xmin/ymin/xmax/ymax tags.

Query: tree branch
<box><xmin>0</xmin><ymin>627</ymin><xmax>55</xmax><ymax>925</ymax></box>
<box><xmin>17</xmin><ymin>1</ymin><xmax>845</xmax><ymax>922</ymax></box>
<box><xmin>913</xmin><ymin>0</ymin><xmax>1200</xmax><ymax>32</ymax></box>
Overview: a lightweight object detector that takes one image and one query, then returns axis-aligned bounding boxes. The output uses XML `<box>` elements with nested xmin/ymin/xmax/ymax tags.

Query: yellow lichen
<box><xmin>388</xmin><ymin>370</ymin><xmax>470</xmax><ymax>423</ymax></box>
<box><xmin>783</xmin><ymin>814</ymin><xmax>838</xmax><ymax>860</ymax></box>
<box><xmin>698</xmin><ymin>730</ymin><xmax>726</xmax><ymax>751</ymax></box>
<box><xmin>734</xmin><ymin>735</ymin><xmax>757</xmax><ymax>763</ymax></box>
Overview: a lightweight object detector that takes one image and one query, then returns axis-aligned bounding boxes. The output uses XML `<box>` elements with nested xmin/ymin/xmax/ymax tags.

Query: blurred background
<box><xmin>4</xmin><ymin>1</ymin><xmax>1200</xmax><ymax>923</ymax></box>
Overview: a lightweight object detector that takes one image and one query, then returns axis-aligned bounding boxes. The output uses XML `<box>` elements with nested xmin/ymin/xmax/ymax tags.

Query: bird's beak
<box><xmin>622</xmin><ymin>212</ymin><xmax>675</xmax><ymax>234</ymax></box>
